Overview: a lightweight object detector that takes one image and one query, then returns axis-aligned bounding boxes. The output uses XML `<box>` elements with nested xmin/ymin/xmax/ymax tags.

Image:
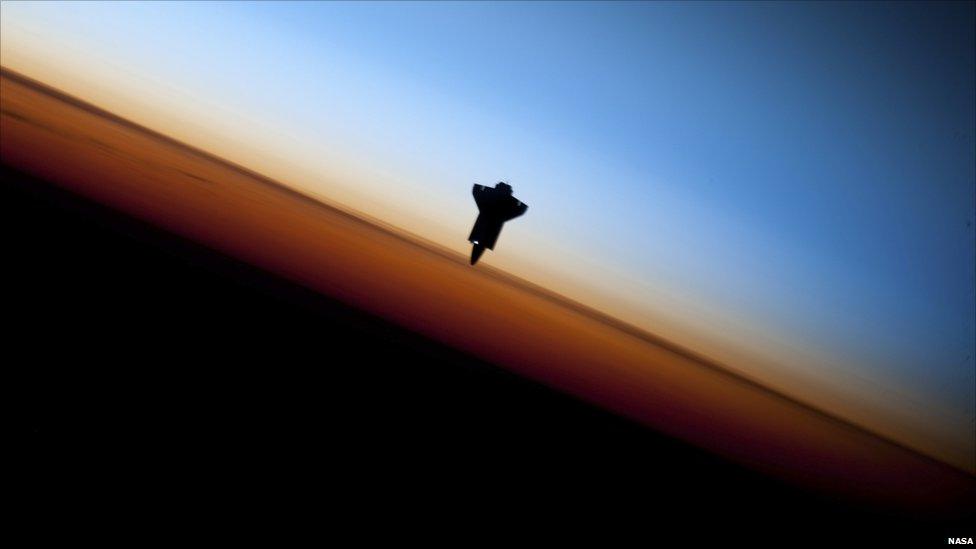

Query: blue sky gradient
<box><xmin>2</xmin><ymin>1</ymin><xmax>973</xmax><ymax>469</ymax></box>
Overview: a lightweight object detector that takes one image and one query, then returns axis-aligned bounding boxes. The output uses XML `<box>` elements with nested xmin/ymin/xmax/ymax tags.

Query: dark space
<box><xmin>7</xmin><ymin>165</ymin><xmax>967</xmax><ymax>541</ymax></box>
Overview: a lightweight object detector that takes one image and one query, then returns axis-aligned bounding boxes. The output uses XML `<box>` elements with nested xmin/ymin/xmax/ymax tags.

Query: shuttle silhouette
<box><xmin>468</xmin><ymin>182</ymin><xmax>528</xmax><ymax>265</ymax></box>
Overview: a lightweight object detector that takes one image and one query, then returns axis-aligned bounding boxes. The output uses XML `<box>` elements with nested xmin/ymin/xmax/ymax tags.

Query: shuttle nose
<box><xmin>470</xmin><ymin>244</ymin><xmax>486</xmax><ymax>265</ymax></box>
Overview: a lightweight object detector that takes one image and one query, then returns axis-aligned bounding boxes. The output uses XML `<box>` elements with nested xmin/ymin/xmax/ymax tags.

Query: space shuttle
<box><xmin>468</xmin><ymin>182</ymin><xmax>528</xmax><ymax>265</ymax></box>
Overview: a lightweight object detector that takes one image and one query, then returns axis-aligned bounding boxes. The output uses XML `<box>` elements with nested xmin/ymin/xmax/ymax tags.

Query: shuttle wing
<box><xmin>472</xmin><ymin>184</ymin><xmax>489</xmax><ymax>209</ymax></box>
<box><xmin>505</xmin><ymin>200</ymin><xmax>528</xmax><ymax>221</ymax></box>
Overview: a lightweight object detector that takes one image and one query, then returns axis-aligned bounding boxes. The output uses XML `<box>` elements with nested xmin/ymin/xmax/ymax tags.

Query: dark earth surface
<box><xmin>8</xmin><ymin>164</ymin><xmax>970</xmax><ymax>543</ymax></box>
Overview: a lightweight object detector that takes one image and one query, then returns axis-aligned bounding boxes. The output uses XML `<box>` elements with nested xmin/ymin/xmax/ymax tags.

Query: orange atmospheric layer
<box><xmin>1</xmin><ymin>68</ymin><xmax>972</xmax><ymax>516</ymax></box>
